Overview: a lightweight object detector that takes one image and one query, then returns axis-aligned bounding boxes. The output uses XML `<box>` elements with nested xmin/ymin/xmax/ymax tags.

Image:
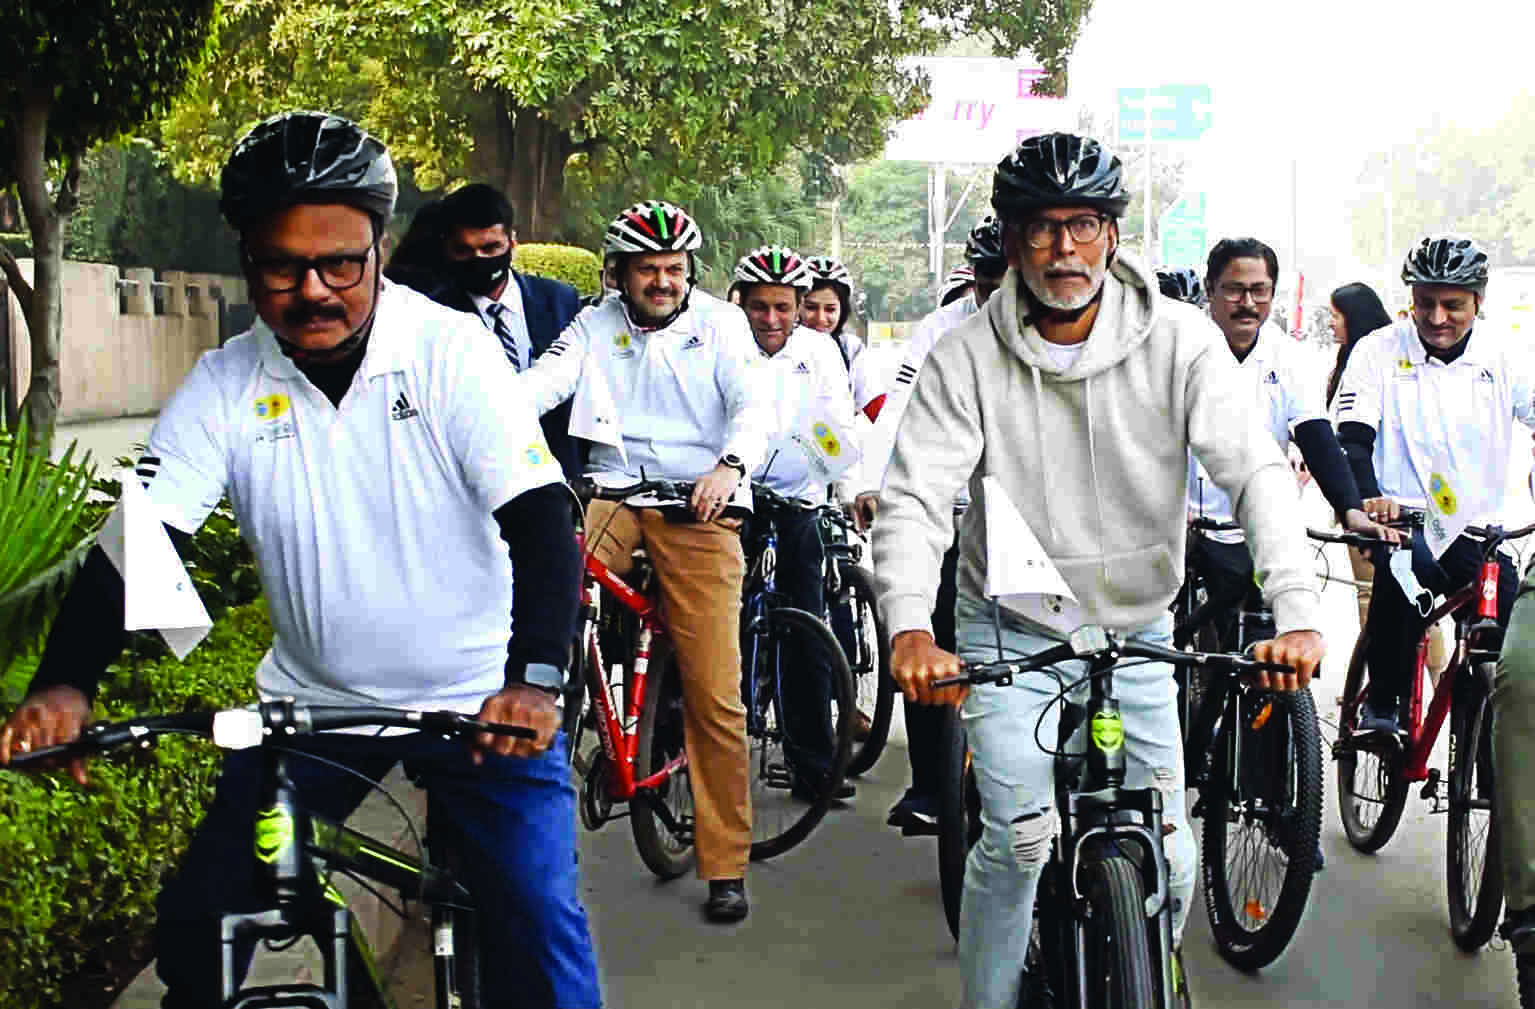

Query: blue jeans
<box><xmin>154</xmin><ymin>731</ymin><xmax>601</xmax><ymax>1009</ymax></box>
<box><xmin>954</xmin><ymin>596</ymin><xmax>1194</xmax><ymax>1009</ymax></box>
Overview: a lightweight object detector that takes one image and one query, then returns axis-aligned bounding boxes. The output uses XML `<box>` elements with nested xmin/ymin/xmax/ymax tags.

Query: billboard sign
<box><xmin>1116</xmin><ymin>84</ymin><xmax>1213</xmax><ymax>142</ymax></box>
<box><xmin>1158</xmin><ymin>192</ymin><xmax>1208</xmax><ymax>268</ymax></box>
<box><xmin>884</xmin><ymin>58</ymin><xmax>1076</xmax><ymax>164</ymax></box>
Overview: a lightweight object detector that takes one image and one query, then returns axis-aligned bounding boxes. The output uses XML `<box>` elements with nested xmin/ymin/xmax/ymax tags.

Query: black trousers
<box><xmin>1185</xmin><ymin>534</ymin><xmax>1258</xmax><ymax>653</ymax></box>
<box><xmin>773</xmin><ymin>507</ymin><xmax>837</xmax><ymax>780</ymax></box>
<box><xmin>1364</xmin><ymin>534</ymin><xmax>1517</xmax><ymax>715</ymax></box>
<box><xmin>904</xmin><ymin>534</ymin><xmax>959</xmax><ymax>795</ymax></box>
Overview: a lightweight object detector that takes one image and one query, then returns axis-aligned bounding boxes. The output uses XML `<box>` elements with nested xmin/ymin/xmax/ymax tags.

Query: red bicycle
<box><xmin>1329</xmin><ymin>513</ymin><xmax>1535</xmax><ymax>951</ymax></box>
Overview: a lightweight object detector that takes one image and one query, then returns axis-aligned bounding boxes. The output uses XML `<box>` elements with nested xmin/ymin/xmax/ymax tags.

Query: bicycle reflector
<box><xmin>1480</xmin><ymin>560</ymin><xmax>1500</xmax><ymax>620</ymax></box>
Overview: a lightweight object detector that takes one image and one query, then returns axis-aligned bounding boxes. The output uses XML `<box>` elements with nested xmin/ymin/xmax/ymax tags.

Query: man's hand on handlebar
<box><xmin>691</xmin><ymin>464</ymin><xmax>740</xmax><ymax>523</ymax></box>
<box><xmin>891</xmin><ymin>630</ymin><xmax>968</xmax><ymax>707</ymax></box>
<box><xmin>1342</xmin><ymin>507</ymin><xmax>1404</xmax><ymax>544</ymax></box>
<box><xmin>1361</xmin><ymin>496</ymin><xmax>1401</xmax><ymax>524</ymax></box>
<box><xmin>1250</xmin><ymin>630</ymin><xmax>1325</xmax><ymax>692</ymax></box>
<box><xmin>0</xmin><ymin>685</ymin><xmax>93</xmax><ymax>785</ymax></box>
<box><xmin>474</xmin><ymin>685</ymin><xmax>560</xmax><ymax>762</ymax></box>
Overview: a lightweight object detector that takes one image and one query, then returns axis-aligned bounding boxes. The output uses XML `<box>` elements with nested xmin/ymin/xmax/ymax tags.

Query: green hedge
<box><xmin>515</xmin><ymin>243</ymin><xmax>603</xmax><ymax>296</ymax></box>
<box><xmin>0</xmin><ymin>232</ymin><xmax>31</xmax><ymax>258</ymax></box>
<box><xmin>0</xmin><ymin>602</ymin><xmax>269</xmax><ymax>1009</ymax></box>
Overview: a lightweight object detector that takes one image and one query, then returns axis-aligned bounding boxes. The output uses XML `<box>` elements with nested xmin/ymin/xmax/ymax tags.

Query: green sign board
<box><xmin>1158</xmin><ymin>192</ymin><xmax>1207</xmax><ymax>268</ymax></box>
<box><xmin>1117</xmin><ymin>85</ymin><xmax>1213</xmax><ymax>142</ymax></box>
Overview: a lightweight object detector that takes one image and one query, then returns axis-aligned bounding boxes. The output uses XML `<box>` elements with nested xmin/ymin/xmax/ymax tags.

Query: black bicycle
<box><xmin>818</xmin><ymin>503</ymin><xmax>895</xmax><ymax>777</ymax></box>
<box><xmin>6</xmin><ymin>701</ymin><xmax>535</xmax><ymax>1008</ymax></box>
<box><xmin>1164</xmin><ymin>516</ymin><xmax>1326</xmax><ymax>969</ymax></box>
<box><xmin>934</xmin><ymin>623</ymin><xmax>1296</xmax><ymax>1006</ymax></box>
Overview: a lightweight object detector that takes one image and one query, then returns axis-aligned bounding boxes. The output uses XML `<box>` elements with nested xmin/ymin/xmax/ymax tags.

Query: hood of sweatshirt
<box><xmin>985</xmin><ymin>249</ymin><xmax>1159</xmax><ymax>381</ymax></box>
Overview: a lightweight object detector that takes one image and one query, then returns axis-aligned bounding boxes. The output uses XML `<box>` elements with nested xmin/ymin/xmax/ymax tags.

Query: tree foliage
<box><xmin>0</xmin><ymin>0</ymin><xmax>216</xmax><ymax>450</ymax></box>
<box><xmin>161</xmin><ymin>0</ymin><xmax>1094</xmax><ymax>241</ymax></box>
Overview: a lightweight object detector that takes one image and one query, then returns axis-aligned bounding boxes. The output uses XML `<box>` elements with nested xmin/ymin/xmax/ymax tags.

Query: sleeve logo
<box><xmin>812</xmin><ymin>422</ymin><xmax>842</xmax><ymax>457</ymax></box>
<box><xmin>254</xmin><ymin>394</ymin><xmax>290</xmax><ymax>420</ymax></box>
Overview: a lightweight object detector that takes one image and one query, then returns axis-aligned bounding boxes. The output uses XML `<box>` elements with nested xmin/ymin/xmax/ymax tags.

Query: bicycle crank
<box><xmin>581</xmin><ymin>753</ymin><xmax>618</xmax><ymax>830</ymax></box>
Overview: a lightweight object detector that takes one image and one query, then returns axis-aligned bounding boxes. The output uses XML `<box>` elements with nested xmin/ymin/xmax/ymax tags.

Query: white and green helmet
<box><xmin>734</xmin><ymin>245</ymin><xmax>813</xmax><ymax>289</ymax></box>
<box><xmin>603</xmin><ymin>200</ymin><xmax>703</xmax><ymax>255</ymax></box>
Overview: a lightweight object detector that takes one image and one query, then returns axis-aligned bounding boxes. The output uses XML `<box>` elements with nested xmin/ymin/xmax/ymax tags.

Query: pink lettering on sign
<box><xmin>1017</xmin><ymin>67</ymin><xmax>1048</xmax><ymax>98</ymax></box>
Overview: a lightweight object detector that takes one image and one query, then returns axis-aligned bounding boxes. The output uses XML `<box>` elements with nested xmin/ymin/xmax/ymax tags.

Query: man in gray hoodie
<box><xmin>873</xmin><ymin>132</ymin><xmax>1326</xmax><ymax>1009</ymax></box>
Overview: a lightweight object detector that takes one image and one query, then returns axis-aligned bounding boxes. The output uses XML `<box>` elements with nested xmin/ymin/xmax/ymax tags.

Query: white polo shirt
<box><xmin>138</xmin><ymin>281</ymin><xmax>564</xmax><ymax>713</ymax></box>
<box><xmin>754</xmin><ymin>327</ymin><xmax>859</xmax><ymax>505</ymax></box>
<box><xmin>1335</xmin><ymin>318</ymin><xmax>1535</xmax><ymax>544</ymax></box>
<box><xmin>521</xmin><ymin>288</ymin><xmax>772</xmax><ymax>508</ymax></box>
<box><xmin>1188</xmin><ymin>329</ymin><xmax>1325</xmax><ymax>541</ymax></box>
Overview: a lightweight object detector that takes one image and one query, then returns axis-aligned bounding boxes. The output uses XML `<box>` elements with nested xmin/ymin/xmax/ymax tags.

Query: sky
<box><xmin>1064</xmin><ymin>0</ymin><xmax>1533</xmax><ymax>294</ymax></box>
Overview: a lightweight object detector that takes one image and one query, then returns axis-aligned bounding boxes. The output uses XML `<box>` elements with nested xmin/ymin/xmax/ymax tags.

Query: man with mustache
<box><xmin>874</xmin><ymin>132</ymin><xmax>1326</xmax><ymax>1008</ymax></box>
<box><xmin>0</xmin><ymin>112</ymin><xmax>601</xmax><ymax>1007</ymax></box>
<box><xmin>1335</xmin><ymin>235</ymin><xmax>1533</xmax><ymax>734</ymax></box>
<box><xmin>520</xmin><ymin>201</ymin><xmax>773</xmax><ymax>923</ymax></box>
<box><xmin>1188</xmin><ymin>238</ymin><xmax>1389</xmax><ymax>653</ymax></box>
<box><xmin>735</xmin><ymin>245</ymin><xmax>860</xmax><ymax>801</ymax></box>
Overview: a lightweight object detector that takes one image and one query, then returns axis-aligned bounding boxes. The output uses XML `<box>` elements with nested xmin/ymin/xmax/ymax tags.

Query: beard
<box><xmin>1018</xmin><ymin>255</ymin><xmax>1108</xmax><ymax>311</ymax></box>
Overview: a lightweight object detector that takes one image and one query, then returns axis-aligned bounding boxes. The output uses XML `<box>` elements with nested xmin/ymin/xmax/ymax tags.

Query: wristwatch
<box><xmin>720</xmin><ymin>454</ymin><xmax>746</xmax><ymax>479</ymax></box>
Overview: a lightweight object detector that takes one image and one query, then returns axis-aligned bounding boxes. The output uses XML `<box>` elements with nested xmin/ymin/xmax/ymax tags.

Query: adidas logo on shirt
<box><xmin>682</xmin><ymin>334</ymin><xmax>704</xmax><ymax>350</ymax></box>
<box><xmin>1264</xmin><ymin>370</ymin><xmax>1280</xmax><ymax>385</ymax></box>
<box><xmin>391</xmin><ymin>392</ymin><xmax>419</xmax><ymax>421</ymax></box>
<box><xmin>794</xmin><ymin>361</ymin><xmax>811</xmax><ymax>374</ymax></box>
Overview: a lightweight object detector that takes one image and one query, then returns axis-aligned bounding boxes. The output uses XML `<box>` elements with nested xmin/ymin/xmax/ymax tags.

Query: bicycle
<box><xmin>934</xmin><ymin>620</ymin><xmax>1295</xmax><ymax>1005</ymax></box>
<box><xmin>1169</xmin><ymin>515</ymin><xmax>1325</xmax><ymax>970</ymax></box>
<box><xmin>742</xmin><ymin>482</ymin><xmax>857</xmax><ymax>855</ymax></box>
<box><xmin>564</xmin><ymin>477</ymin><xmax>854</xmax><ymax>876</ymax></box>
<box><xmin>817</xmin><ymin>502</ymin><xmax>895</xmax><ymax>777</ymax></box>
<box><xmin>6</xmin><ymin>701</ymin><xmax>535</xmax><ymax>1009</ymax></box>
<box><xmin>1329</xmin><ymin>513</ymin><xmax>1535</xmax><ymax>951</ymax></box>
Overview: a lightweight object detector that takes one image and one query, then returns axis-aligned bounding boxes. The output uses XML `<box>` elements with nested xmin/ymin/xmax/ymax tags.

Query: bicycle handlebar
<box><xmin>572</xmin><ymin>476</ymin><xmax>697</xmax><ymax>505</ymax></box>
<box><xmin>1189</xmin><ymin>516</ymin><xmax>1242</xmax><ymax>532</ymax></box>
<box><xmin>932</xmin><ymin>628</ymin><xmax>1293</xmax><ymax>690</ymax></box>
<box><xmin>1306</xmin><ymin>527</ymin><xmax>1409</xmax><ymax>550</ymax></box>
<box><xmin>4</xmin><ymin>702</ymin><xmax>535</xmax><ymax>769</ymax></box>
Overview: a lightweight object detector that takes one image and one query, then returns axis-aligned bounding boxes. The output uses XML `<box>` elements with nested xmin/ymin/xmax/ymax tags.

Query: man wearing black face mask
<box><xmin>427</xmin><ymin>183</ymin><xmax>584</xmax><ymax>478</ymax></box>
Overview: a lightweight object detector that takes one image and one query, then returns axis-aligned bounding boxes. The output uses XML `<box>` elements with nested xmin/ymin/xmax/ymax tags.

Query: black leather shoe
<box><xmin>791</xmin><ymin>777</ymin><xmax>855</xmax><ymax>803</ymax></box>
<box><xmin>705</xmin><ymin>878</ymin><xmax>749</xmax><ymax>923</ymax></box>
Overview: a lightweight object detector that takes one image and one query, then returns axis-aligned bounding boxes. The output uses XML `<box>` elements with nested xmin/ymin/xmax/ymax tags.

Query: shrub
<box><xmin>514</xmin><ymin>243</ymin><xmax>603</xmax><ymax>296</ymax></box>
<box><xmin>0</xmin><ymin>601</ymin><xmax>269</xmax><ymax>1009</ymax></box>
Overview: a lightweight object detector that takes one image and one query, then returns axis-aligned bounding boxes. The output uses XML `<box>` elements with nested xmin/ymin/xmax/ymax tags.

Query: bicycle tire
<box><xmin>631</xmin><ymin>645</ymin><xmax>697</xmax><ymax>880</ymax></box>
<box><xmin>1080</xmin><ymin>853</ymin><xmax>1159</xmax><ymax>1008</ymax></box>
<box><xmin>836</xmin><ymin>563</ymin><xmax>896</xmax><ymax>777</ymax></box>
<box><xmin>937</xmin><ymin>704</ymin><xmax>981</xmax><ymax>941</ymax></box>
<box><xmin>746</xmin><ymin>606</ymin><xmax>856</xmax><ymax>861</ymax></box>
<box><xmin>1335</xmin><ymin>630</ymin><xmax>1410</xmax><ymax>853</ymax></box>
<box><xmin>1200</xmin><ymin>686</ymin><xmax>1322</xmax><ymax>970</ymax></box>
<box><xmin>1448</xmin><ymin>663</ymin><xmax>1504</xmax><ymax>951</ymax></box>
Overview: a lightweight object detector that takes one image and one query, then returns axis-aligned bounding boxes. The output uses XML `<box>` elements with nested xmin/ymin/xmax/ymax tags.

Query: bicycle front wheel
<box><xmin>1448</xmin><ymin>663</ymin><xmax>1503</xmax><ymax>951</ymax></box>
<box><xmin>836</xmin><ymin>563</ymin><xmax>895</xmax><ymax>777</ymax></box>
<box><xmin>1080</xmin><ymin>853</ymin><xmax>1159</xmax><ymax>1008</ymax></box>
<box><xmin>745</xmin><ymin>606</ymin><xmax>856</xmax><ymax>861</ymax></box>
<box><xmin>1335</xmin><ymin>631</ymin><xmax>1409</xmax><ymax>853</ymax></box>
<box><xmin>1201</xmin><ymin>686</ymin><xmax>1322</xmax><ymax>970</ymax></box>
<box><xmin>937</xmin><ymin>704</ymin><xmax>981</xmax><ymax>942</ymax></box>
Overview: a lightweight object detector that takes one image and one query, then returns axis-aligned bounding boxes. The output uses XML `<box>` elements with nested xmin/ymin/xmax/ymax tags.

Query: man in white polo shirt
<box><xmin>0</xmin><ymin>112</ymin><xmax>601</xmax><ymax>1008</ymax></box>
<box><xmin>1337</xmin><ymin>234</ymin><xmax>1535</xmax><ymax>733</ymax></box>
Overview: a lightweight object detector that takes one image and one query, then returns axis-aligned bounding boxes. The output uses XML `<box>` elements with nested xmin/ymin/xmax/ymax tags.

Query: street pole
<box><xmin>929</xmin><ymin>163</ymin><xmax>948</xmax><ymax>302</ymax></box>
<box><xmin>1290</xmin><ymin>158</ymin><xmax>1299</xmax><ymax>279</ymax></box>
<box><xmin>1142</xmin><ymin>95</ymin><xmax>1155</xmax><ymax>268</ymax></box>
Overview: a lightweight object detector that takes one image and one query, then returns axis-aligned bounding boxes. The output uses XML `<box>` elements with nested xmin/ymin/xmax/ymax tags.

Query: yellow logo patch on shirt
<box><xmin>254</xmin><ymin>394</ymin><xmax>290</xmax><ymax>420</ymax></box>
<box><xmin>525</xmin><ymin>442</ymin><xmax>553</xmax><ymax>467</ymax></box>
<box><xmin>812</xmin><ymin>422</ymin><xmax>841</xmax><ymax>457</ymax></box>
<box><xmin>1396</xmin><ymin>357</ymin><xmax>1414</xmax><ymax>374</ymax></box>
<box><xmin>614</xmin><ymin>331</ymin><xmax>632</xmax><ymax>350</ymax></box>
<box><xmin>1429</xmin><ymin>472</ymin><xmax>1458</xmax><ymax>515</ymax></box>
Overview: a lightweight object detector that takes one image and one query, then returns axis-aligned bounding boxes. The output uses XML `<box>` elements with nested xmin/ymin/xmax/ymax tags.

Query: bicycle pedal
<box><xmin>763</xmin><ymin>763</ymin><xmax>795</xmax><ymax>789</ymax></box>
<box><xmin>1420</xmin><ymin>768</ymin><xmax>1441</xmax><ymax>801</ymax></box>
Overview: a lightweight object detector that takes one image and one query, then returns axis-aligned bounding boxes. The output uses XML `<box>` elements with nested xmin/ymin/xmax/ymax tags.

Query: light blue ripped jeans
<box><xmin>955</xmin><ymin>595</ymin><xmax>1195</xmax><ymax>1009</ymax></box>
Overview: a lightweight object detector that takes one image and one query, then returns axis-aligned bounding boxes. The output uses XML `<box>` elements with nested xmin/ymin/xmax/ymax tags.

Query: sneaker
<box><xmin>1357</xmin><ymin>700</ymin><xmax>1400</xmax><ymax>735</ymax></box>
<box><xmin>886</xmin><ymin>790</ymin><xmax>940</xmax><ymax>836</ymax></box>
<box><xmin>704</xmin><ymin>878</ymin><xmax>749</xmax><ymax>923</ymax></box>
<box><xmin>1170</xmin><ymin>945</ymin><xmax>1193</xmax><ymax>1009</ymax></box>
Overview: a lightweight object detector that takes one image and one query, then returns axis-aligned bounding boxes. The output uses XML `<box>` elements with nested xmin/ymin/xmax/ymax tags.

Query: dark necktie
<box><xmin>487</xmin><ymin>302</ymin><xmax>521</xmax><ymax>371</ymax></box>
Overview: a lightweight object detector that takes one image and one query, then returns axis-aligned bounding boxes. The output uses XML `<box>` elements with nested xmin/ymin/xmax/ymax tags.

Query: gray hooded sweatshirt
<box><xmin>872</xmin><ymin>251</ymin><xmax>1321</xmax><ymax>640</ymax></box>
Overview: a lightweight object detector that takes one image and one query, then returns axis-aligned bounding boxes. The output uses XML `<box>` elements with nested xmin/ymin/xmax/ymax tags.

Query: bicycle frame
<box><xmin>577</xmin><ymin>550</ymin><xmax>686</xmax><ymax>802</ymax></box>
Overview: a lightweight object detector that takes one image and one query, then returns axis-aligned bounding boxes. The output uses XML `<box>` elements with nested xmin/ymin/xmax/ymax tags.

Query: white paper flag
<box><xmin>564</xmin><ymin>349</ymin><xmax>627</xmax><ymax>466</ymax></box>
<box><xmin>788</xmin><ymin>414</ymin><xmax>862</xmax><ymax>483</ymax></box>
<box><xmin>982</xmin><ymin>475</ymin><xmax>1083</xmax><ymax>633</ymax></box>
<box><xmin>97</xmin><ymin>469</ymin><xmax>213</xmax><ymax>659</ymax></box>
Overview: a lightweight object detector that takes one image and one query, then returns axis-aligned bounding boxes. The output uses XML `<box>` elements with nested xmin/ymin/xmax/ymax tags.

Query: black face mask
<box><xmin>450</xmin><ymin>250</ymin><xmax>511</xmax><ymax>296</ymax></box>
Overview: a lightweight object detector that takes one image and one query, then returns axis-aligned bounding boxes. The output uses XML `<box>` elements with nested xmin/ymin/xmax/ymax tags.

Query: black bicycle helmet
<box><xmin>965</xmin><ymin>216</ymin><xmax>1007</xmax><ymax>270</ymax></box>
<box><xmin>940</xmin><ymin>265</ymin><xmax>976</xmax><ymax>307</ymax></box>
<box><xmin>992</xmin><ymin>132</ymin><xmax>1130</xmax><ymax>222</ymax></box>
<box><xmin>220</xmin><ymin>111</ymin><xmax>397</xmax><ymax>234</ymax></box>
<box><xmin>1156</xmin><ymin>267</ymin><xmax>1208</xmax><ymax>307</ymax></box>
<box><xmin>1401</xmin><ymin>234</ymin><xmax>1489</xmax><ymax>292</ymax></box>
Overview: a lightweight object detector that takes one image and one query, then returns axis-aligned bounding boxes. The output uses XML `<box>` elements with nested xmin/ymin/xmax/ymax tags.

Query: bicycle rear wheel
<box><xmin>836</xmin><ymin>563</ymin><xmax>895</xmax><ymax>777</ymax></box>
<box><xmin>1200</xmin><ymin>686</ymin><xmax>1322</xmax><ymax>970</ymax></box>
<box><xmin>631</xmin><ymin>646</ymin><xmax>697</xmax><ymax>880</ymax></box>
<box><xmin>1080</xmin><ymin>852</ymin><xmax>1159</xmax><ymax>1008</ymax></box>
<box><xmin>1448</xmin><ymin>663</ymin><xmax>1504</xmax><ymax>951</ymax></box>
<box><xmin>1335</xmin><ymin>631</ymin><xmax>1409</xmax><ymax>853</ymax></box>
<box><xmin>937</xmin><ymin>704</ymin><xmax>981</xmax><ymax>941</ymax></box>
<box><xmin>746</xmin><ymin>606</ymin><xmax>856</xmax><ymax>861</ymax></box>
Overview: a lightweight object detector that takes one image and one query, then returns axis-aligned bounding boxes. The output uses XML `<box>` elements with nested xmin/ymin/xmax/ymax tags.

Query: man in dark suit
<box><xmin>427</xmin><ymin>183</ymin><xmax>584</xmax><ymax>479</ymax></box>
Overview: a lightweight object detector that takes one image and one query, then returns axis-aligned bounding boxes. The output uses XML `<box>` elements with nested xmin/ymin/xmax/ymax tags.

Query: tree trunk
<box><xmin>467</xmin><ymin>96</ymin><xmax>577</xmax><ymax>243</ymax></box>
<box><xmin>10</xmin><ymin>88</ymin><xmax>67</xmax><ymax>455</ymax></box>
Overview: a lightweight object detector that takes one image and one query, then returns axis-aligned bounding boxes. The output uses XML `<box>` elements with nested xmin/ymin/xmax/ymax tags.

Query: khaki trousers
<box><xmin>585</xmin><ymin>500</ymin><xmax>751</xmax><ymax>879</ymax></box>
